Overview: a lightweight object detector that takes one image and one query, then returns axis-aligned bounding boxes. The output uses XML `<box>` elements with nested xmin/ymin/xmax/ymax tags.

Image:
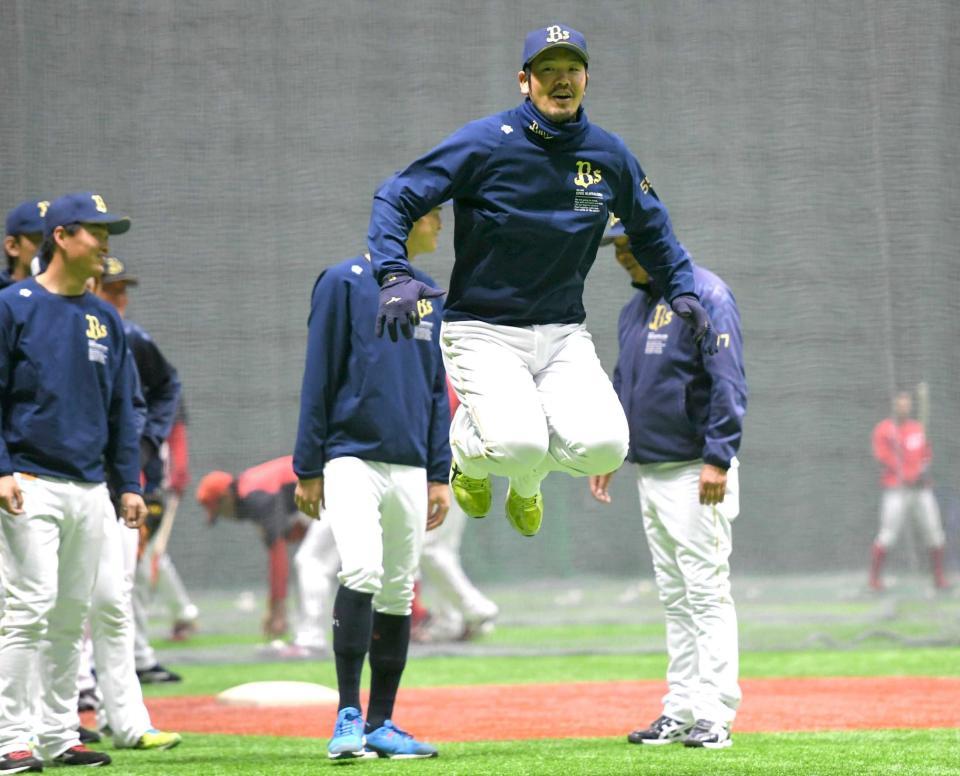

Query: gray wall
<box><xmin>2</xmin><ymin>0</ymin><xmax>958</xmax><ymax>587</ymax></box>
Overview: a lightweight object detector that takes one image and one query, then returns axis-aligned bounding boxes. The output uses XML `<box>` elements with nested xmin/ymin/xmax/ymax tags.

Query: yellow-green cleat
<box><xmin>134</xmin><ymin>729</ymin><xmax>182</xmax><ymax>750</ymax></box>
<box><xmin>450</xmin><ymin>464</ymin><xmax>492</xmax><ymax>517</ymax></box>
<box><xmin>505</xmin><ymin>488</ymin><xmax>543</xmax><ymax>537</ymax></box>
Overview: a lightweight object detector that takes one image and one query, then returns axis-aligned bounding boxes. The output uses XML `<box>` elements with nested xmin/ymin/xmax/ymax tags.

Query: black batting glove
<box><xmin>375</xmin><ymin>273</ymin><xmax>445</xmax><ymax>342</ymax></box>
<box><xmin>671</xmin><ymin>293</ymin><xmax>718</xmax><ymax>356</ymax></box>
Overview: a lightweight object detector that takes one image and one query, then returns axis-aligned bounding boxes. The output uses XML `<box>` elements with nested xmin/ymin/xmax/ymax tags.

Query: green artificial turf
<box><xmin>151</xmin><ymin>633</ymin><xmax>267</xmax><ymax>651</ymax></box>
<box><xmin>142</xmin><ymin>646</ymin><xmax>960</xmax><ymax>698</ymax></box>
<box><xmin>89</xmin><ymin>729</ymin><xmax>960</xmax><ymax>775</ymax></box>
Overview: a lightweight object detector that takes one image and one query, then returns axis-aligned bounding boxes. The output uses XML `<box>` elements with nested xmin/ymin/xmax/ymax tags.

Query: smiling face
<box><xmin>519</xmin><ymin>48</ymin><xmax>588</xmax><ymax>123</ymax></box>
<box><xmin>56</xmin><ymin>223</ymin><xmax>109</xmax><ymax>283</ymax></box>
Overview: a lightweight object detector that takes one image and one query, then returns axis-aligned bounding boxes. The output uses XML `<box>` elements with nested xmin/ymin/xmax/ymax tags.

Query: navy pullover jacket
<box><xmin>124</xmin><ymin>319</ymin><xmax>180</xmax><ymax>493</ymax></box>
<box><xmin>0</xmin><ymin>278</ymin><xmax>142</xmax><ymax>492</ymax></box>
<box><xmin>369</xmin><ymin>99</ymin><xmax>695</xmax><ymax>326</ymax></box>
<box><xmin>614</xmin><ymin>264</ymin><xmax>747</xmax><ymax>468</ymax></box>
<box><xmin>293</xmin><ymin>256</ymin><xmax>450</xmax><ymax>482</ymax></box>
<box><xmin>124</xmin><ymin>320</ymin><xmax>181</xmax><ymax>450</ymax></box>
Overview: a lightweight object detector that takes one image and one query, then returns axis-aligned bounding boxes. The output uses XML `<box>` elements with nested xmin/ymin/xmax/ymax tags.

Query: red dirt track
<box><xmin>101</xmin><ymin>677</ymin><xmax>958</xmax><ymax>741</ymax></box>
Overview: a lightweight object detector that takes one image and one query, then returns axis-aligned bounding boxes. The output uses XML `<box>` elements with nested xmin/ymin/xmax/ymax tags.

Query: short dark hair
<box><xmin>38</xmin><ymin>223</ymin><xmax>82</xmax><ymax>267</ymax></box>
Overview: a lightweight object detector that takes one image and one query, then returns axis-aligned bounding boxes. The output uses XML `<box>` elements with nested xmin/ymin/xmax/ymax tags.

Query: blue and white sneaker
<box><xmin>327</xmin><ymin>707</ymin><xmax>366</xmax><ymax>759</ymax></box>
<box><xmin>364</xmin><ymin>720</ymin><xmax>438</xmax><ymax>759</ymax></box>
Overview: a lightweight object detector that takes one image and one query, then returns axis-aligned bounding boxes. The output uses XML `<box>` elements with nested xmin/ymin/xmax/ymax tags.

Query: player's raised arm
<box><xmin>368</xmin><ymin>123</ymin><xmax>495</xmax><ymax>341</ymax></box>
<box><xmin>614</xmin><ymin>150</ymin><xmax>716</xmax><ymax>354</ymax></box>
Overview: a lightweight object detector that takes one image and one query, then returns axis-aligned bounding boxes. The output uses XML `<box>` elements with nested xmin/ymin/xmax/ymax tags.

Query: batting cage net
<box><xmin>2</xmin><ymin>0</ymin><xmax>958</xmax><ymax>648</ymax></box>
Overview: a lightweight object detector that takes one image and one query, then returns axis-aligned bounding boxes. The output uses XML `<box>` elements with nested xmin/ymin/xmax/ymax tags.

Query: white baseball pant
<box><xmin>89</xmin><ymin>508</ymin><xmax>155</xmax><ymax>746</ymax></box>
<box><xmin>875</xmin><ymin>487</ymin><xmax>946</xmax><ymax>549</ymax></box>
<box><xmin>441</xmin><ymin>321</ymin><xmax>628</xmax><ymax>496</ymax></box>
<box><xmin>291</xmin><ymin>519</ymin><xmax>340</xmax><ymax>649</ymax></box>
<box><xmin>132</xmin><ymin>542</ymin><xmax>197</xmax><ymax>670</ymax></box>
<box><xmin>322</xmin><ymin>457</ymin><xmax>427</xmax><ymax>616</ymax></box>
<box><xmin>0</xmin><ymin>474</ymin><xmax>108</xmax><ymax>759</ymax></box>
<box><xmin>637</xmin><ymin>459</ymin><xmax>741</xmax><ymax>725</ymax></box>
<box><xmin>420</xmin><ymin>500</ymin><xmax>498</xmax><ymax>628</ymax></box>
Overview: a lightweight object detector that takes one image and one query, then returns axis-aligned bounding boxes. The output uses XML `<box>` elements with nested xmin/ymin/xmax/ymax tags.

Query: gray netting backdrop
<box><xmin>2</xmin><ymin>0</ymin><xmax>958</xmax><ymax>591</ymax></box>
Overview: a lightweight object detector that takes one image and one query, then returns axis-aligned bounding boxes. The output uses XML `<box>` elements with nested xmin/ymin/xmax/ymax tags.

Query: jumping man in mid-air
<box><xmin>367</xmin><ymin>24</ymin><xmax>717</xmax><ymax>538</ymax></box>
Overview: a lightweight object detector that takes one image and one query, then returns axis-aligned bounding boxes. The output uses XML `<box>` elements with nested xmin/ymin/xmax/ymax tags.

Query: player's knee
<box><xmin>583</xmin><ymin>435</ymin><xmax>629</xmax><ymax>475</ymax></box>
<box><xmin>686</xmin><ymin>580</ymin><xmax>733</xmax><ymax>611</ymax></box>
<box><xmin>2</xmin><ymin>596</ymin><xmax>54</xmax><ymax>639</ymax></box>
<box><xmin>493</xmin><ymin>436</ymin><xmax>549</xmax><ymax>473</ymax></box>
<box><xmin>90</xmin><ymin>599</ymin><xmax>128</xmax><ymax>633</ymax></box>
<box><xmin>658</xmin><ymin>587</ymin><xmax>686</xmax><ymax>611</ymax></box>
<box><xmin>293</xmin><ymin>554</ymin><xmax>318</xmax><ymax>577</ymax></box>
<box><xmin>338</xmin><ymin>564</ymin><xmax>383</xmax><ymax>596</ymax></box>
<box><xmin>374</xmin><ymin>579</ymin><xmax>416</xmax><ymax>617</ymax></box>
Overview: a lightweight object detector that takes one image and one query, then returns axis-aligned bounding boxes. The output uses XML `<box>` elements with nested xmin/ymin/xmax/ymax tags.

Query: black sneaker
<box><xmin>52</xmin><ymin>745</ymin><xmax>112</xmax><ymax>766</ymax></box>
<box><xmin>0</xmin><ymin>750</ymin><xmax>43</xmax><ymax>773</ymax></box>
<box><xmin>78</xmin><ymin>726</ymin><xmax>102</xmax><ymax>744</ymax></box>
<box><xmin>136</xmin><ymin>664</ymin><xmax>182</xmax><ymax>684</ymax></box>
<box><xmin>683</xmin><ymin>719</ymin><xmax>732</xmax><ymax>749</ymax></box>
<box><xmin>77</xmin><ymin>689</ymin><xmax>99</xmax><ymax>713</ymax></box>
<box><xmin>627</xmin><ymin>714</ymin><xmax>693</xmax><ymax>745</ymax></box>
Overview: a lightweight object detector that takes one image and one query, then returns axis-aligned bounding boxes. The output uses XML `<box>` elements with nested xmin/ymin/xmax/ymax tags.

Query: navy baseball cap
<box><xmin>5</xmin><ymin>199</ymin><xmax>49</xmax><ymax>236</ymax></box>
<box><xmin>101</xmin><ymin>256</ymin><xmax>139</xmax><ymax>286</ymax></box>
<box><xmin>43</xmin><ymin>192</ymin><xmax>131</xmax><ymax>238</ymax></box>
<box><xmin>600</xmin><ymin>214</ymin><xmax>626</xmax><ymax>245</ymax></box>
<box><xmin>522</xmin><ymin>24</ymin><xmax>589</xmax><ymax>69</ymax></box>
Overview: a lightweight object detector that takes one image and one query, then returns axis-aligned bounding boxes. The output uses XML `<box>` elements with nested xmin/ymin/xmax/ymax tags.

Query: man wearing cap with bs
<box><xmin>2</xmin><ymin>200</ymin><xmax>49</xmax><ymax>290</ymax></box>
<box><xmin>0</xmin><ymin>192</ymin><xmax>146</xmax><ymax>769</ymax></box>
<box><xmin>366</xmin><ymin>24</ymin><xmax>718</xmax><ymax>543</ymax></box>
<box><xmin>95</xmin><ymin>257</ymin><xmax>200</xmax><ymax>683</ymax></box>
<box><xmin>589</xmin><ymin>217</ymin><xmax>747</xmax><ymax>749</ymax></box>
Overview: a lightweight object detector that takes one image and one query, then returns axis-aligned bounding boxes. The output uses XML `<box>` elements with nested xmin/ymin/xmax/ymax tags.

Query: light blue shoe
<box><xmin>327</xmin><ymin>707</ymin><xmax>365</xmax><ymax>759</ymax></box>
<box><xmin>364</xmin><ymin>720</ymin><xmax>438</xmax><ymax>759</ymax></box>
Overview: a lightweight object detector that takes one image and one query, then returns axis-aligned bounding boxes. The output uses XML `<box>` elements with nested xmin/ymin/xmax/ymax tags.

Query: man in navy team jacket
<box><xmin>590</xmin><ymin>217</ymin><xmax>746</xmax><ymax>749</ymax></box>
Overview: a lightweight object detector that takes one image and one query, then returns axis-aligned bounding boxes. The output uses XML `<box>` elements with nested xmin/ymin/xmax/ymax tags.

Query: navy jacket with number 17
<box><xmin>614</xmin><ymin>263</ymin><xmax>747</xmax><ymax>469</ymax></box>
<box><xmin>293</xmin><ymin>256</ymin><xmax>450</xmax><ymax>483</ymax></box>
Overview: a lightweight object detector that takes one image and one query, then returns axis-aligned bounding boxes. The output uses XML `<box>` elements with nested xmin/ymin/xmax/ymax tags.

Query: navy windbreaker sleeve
<box><xmin>130</xmin><ymin>331</ymin><xmax>181</xmax><ymax>448</ymax></box>
<box><xmin>0</xmin><ymin>302</ymin><xmax>15</xmax><ymax>475</ymax></box>
<box><xmin>293</xmin><ymin>271</ymin><xmax>351</xmax><ymax>479</ymax></box>
<box><xmin>130</xmin><ymin>355</ymin><xmax>148</xmax><ymax>440</ymax></box>
<box><xmin>699</xmin><ymin>286</ymin><xmax>747</xmax><ymax>468</ymax></box>
<box><xmin>105</xmin><ymin>330</ymin><xmax>144</xmax><ymax>495</ymax></box>
<box><xmin>426</xmin><ymin>356</ymin><xmax>451</xmax><ymax>483</ymax></box>
<box><xmin>368</xmin><ymin>122</ymin><xmax>495</xmax><ymax>284</ymax></box>
<box><xmin>613</xmin><ymin>147</ymin><xmax>695</xmax><ymax>303</ymax></box>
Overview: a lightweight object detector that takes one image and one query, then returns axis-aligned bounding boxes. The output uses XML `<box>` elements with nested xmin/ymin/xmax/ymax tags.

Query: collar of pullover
<box><xmin>518</xmin><ymin>99</ymin><xmax>589</xmax><ymax>148</ymax></box>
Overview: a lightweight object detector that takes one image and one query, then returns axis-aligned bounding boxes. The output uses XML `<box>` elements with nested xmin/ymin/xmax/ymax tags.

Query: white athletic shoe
<box><xmin>683</xmin><ymin>719</ymin><xmax>733</xmax><ymax>749</ymax></box>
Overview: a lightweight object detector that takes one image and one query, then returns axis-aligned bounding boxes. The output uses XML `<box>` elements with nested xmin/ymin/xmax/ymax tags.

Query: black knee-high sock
<box><xmin>332</xmin><ymin>585</ymin><xmax>373</xmax><ymax>712</ymax></box>
<box><xmin>365</xmin><ymin>611</ymin><xmax>411</xmax><ymax>730</ymax></box>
